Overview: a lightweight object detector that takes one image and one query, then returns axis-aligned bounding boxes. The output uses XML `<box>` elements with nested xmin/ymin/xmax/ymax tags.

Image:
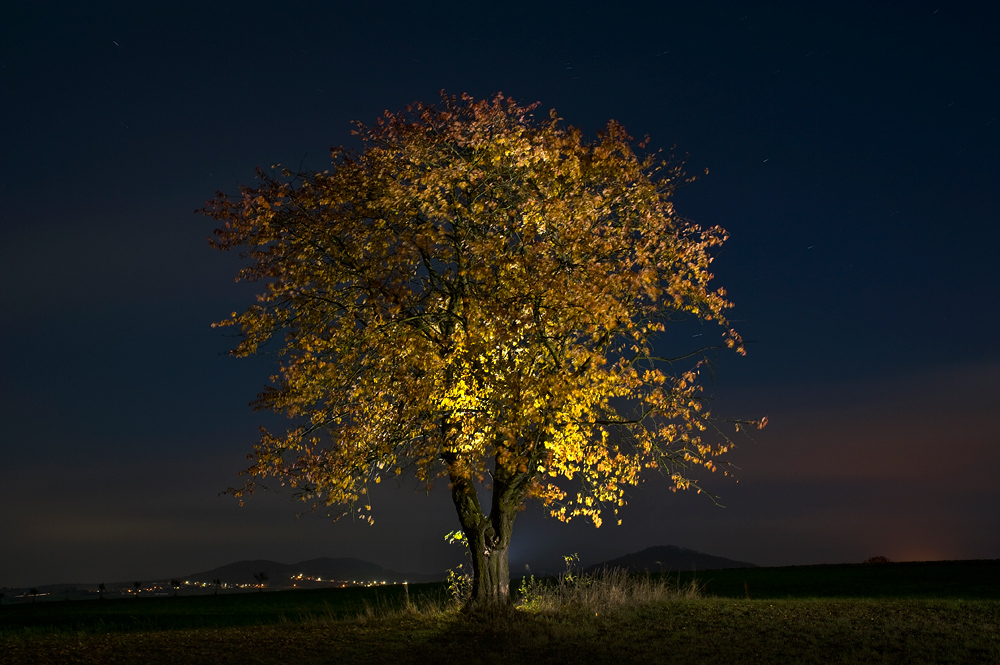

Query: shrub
<box><xmin>865</xmin><ymin>556</ymin><xmax>891</xmax><ymax>564</ymax></box>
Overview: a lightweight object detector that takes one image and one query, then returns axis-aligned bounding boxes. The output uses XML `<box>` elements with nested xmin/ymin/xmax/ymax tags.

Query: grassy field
<box><xmin>678</xmin><ymin>559</ymin><xmax>1000</xmax><ymax>600</ymax></box>
<box><xmin>2</xmin><ymin>561</ymin><xmax>998</xmax><ymax>664</ymax></box>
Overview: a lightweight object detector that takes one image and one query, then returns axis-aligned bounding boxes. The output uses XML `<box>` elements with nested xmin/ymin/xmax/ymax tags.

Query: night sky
<box><xmin>2</xmin><ymin>2</ymin><xmax>998</xmax><ymax>589</ymax></box>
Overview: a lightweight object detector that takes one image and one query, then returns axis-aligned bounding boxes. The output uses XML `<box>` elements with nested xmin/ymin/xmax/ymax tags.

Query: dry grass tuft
<box><xmin>516</xmin><ymin>555</ymin><xmax>703</xmax><ymax>615</ymax></box>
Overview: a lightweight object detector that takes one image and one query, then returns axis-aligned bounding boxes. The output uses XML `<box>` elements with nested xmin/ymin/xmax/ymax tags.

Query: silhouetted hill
<box><xmin>185</xmin><ymin>557</ymin><xmax>440</xmax><ymax>585</ymax></box>
<box><xmin>586</xmin><ymin>545</ymin><xmax>757</xmax><ymax>573</ymax></box>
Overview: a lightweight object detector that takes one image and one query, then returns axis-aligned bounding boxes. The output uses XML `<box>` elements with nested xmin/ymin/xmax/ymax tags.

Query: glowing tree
<box><xmin>207</xmin><ymin>92</ymin><xmax>762</xmax><ymax>608</ymax></box>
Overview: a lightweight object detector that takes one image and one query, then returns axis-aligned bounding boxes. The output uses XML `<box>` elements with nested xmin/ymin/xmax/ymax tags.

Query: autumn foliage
<box><xmin>206</xmin><ymin>92</ymin><xmax>759</xmax><ymax>606</ymax></box>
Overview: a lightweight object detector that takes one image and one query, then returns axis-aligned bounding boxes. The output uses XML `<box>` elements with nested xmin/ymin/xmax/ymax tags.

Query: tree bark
<box><xmin>446</xmin><ymin>454</ymin><xmax>528</xmax><ymax>609</ymax></box>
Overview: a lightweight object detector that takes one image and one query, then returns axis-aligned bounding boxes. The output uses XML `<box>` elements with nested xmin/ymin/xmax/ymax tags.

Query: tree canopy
<box><xmin>206</xmin><ymin>92</ymin><xmax>761</xmax><ymax>607</ymax></box>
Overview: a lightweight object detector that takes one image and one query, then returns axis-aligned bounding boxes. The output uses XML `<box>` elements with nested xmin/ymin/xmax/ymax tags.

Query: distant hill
<box><xmin>185</xmin><ymin>557</ymin><xmax>441</xmax><ymax>586</ymax></box>
<box><xmin>585</xmin><ymin>546</ymin><xmax>757</xmax><ymax>573</ymax></box>
<box><xmin>5</xmin><ymin>547</ymin><xmax>752</xmax><ymax>596</ymax></box>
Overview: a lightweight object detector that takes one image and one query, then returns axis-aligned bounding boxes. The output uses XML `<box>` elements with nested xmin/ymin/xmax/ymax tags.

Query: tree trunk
<box><xmin>466</xmin><ymin>516</ymin><xmax>512</xmax><ymax>608</ymax></box>
<box><xmin>446</xmin><ymin>453</ymin><xmax>529</xmax><ymax>610</ymax></box>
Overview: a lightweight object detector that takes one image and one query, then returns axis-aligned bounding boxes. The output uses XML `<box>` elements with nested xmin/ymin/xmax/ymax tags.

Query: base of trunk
<box><xmin>465</xmin><ymin>525</ymin><xmax>512</xmax><ymax>606</ymax></box>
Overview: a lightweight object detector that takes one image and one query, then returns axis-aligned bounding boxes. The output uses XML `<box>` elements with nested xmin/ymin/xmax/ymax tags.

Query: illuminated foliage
<box><xmin>206</xmin><ymin>92</ymin><xmax>761</xmax><ymax>606</ymax></box>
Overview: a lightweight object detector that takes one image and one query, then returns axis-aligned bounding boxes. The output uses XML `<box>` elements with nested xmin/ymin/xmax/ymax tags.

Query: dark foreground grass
<box><xmin>2</xmin><ymin>598</ymin><xmax>997</xmax><ymax>665</ymax></box>
<box><xmin>687</xmin><ymin>560</ymin><xmax>1000</xmax><ymax>600</ymax></box>
<box><xmin>0</xmin><ymin>585</ymin><xmax>432</xmax><ymax>636</ymax></box>
<box><xmin>3</xmin><ymin>562</ymin><xmax>999</xmax><ymax>664</ymax></box>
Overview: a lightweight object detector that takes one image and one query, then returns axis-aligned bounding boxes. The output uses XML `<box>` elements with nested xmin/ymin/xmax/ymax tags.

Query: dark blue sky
<box><xmin>2</xmin><ymin>1</ymin><xmax>998</xmax><ymax>588</ymax></box>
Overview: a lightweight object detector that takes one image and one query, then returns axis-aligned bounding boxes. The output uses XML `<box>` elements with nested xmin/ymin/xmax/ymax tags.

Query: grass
<box><xmin>516</xmin><ymin>558</ymin><xmax>704</xmax><ymax>614</ymax></box>
<box><xmin>2</xmin><ymin>561</ymin><xmax>998</xmax><ymax>664</ymax></box>
<box><xmin>0</xmin><ymin>585</ymin><xmax>430</xmax><ymax>636</ymax></box>
<box><xmin>686</xmin><ymin>559</ymin><xmax>1000</xmax><ymax>600</ymax></box>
